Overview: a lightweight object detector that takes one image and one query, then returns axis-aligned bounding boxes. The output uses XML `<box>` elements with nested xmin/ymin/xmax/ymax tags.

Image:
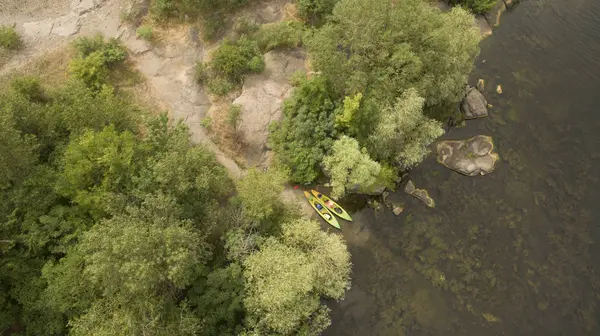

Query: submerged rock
<box><xmin>404</xmin><ymin>180</ymin><xmax>435</xmax><ymax>208</ymax></box>
<box><xmin>392</xmin><ymin>204</ymin><xmax>404</xmax><ymax>216</ymax></box>
<box><xmin>435</xmin><ymin>135</ymin><xmax>500</xmax><ymax>176</ymax></box>
<box><xmin>461</xmin><ymin>87</ymin><xmax>488</xmax><ymax>119</ymax></box>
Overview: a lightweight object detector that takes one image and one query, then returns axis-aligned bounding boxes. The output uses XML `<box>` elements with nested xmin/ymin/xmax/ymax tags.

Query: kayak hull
<box><xmin>310</xmin><ymin>190</ymin><xmax>353</xmax><ymax>222</ymax></box>
<box><xmin>304</xmin><ymin>191</ymin><xmax>341</xmax><ymax>229</ymax></box>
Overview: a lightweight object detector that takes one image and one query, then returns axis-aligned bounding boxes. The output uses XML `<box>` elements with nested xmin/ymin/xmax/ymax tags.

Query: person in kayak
<box><xmin>316</xmin><ymin>203</ymin><xmax>323</xmax><ymax>210</ymax></box>
<box><xmin>325</xmin><ymin>200</ymin><xmax>335</xmax><ymax>208</ymax></box>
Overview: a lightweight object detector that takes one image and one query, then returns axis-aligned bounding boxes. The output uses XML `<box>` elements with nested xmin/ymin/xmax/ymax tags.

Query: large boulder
<box><xmin>232</xmin><ymin>50</ymin><xmax>306</xmax><ymax>167</ymax></box>
<box><xmin>461</xmin><ymin>86</ymin><xmax>488</xmax><ymax>119</ymax></box>
<box><xmin>436</xmin><ymin>135</ymin><xmax>500</xmax><ymax>176</ymax></box>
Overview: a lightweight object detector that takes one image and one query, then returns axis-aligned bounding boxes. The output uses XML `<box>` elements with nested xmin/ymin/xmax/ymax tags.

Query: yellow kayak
<box><xmin>304</xmin><ymin>191</ymin><xmax>340</xmax><ymax>229</ymax></box>
<box><xmin>310</xmin><ymin>190</ymin><xmax>353</xmax><ymax>221</ymax></box>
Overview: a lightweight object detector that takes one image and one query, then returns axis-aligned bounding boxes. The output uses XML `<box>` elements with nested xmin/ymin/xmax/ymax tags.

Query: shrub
<box><xmin>269</xmin><ymin>75</ymin><xmax>339</xmax><ymax>183</ymax></box>
<box><xmin>0</xmin><ymin>25</ymin><xmax>21</xmax><ymax>49</ymax></box>
<box><xmin>194</xmin><ymin>62</ymin><xmax>210</xmax><ymax>84</ymax></box>
<box><xmin>253</xmin><ymin>20</ymin><xmax>304</xmax><ymax>52</ymax></box>
<box><xmin>449</xmin><ymin>0</ymin><xmax>497</xmax><ymax>14</ymax></box>
<box><xmin>136</xmin><ymin>25</ymin><xmax>154</xmax><ymax>41</ymax></box>
<box><xmin>201</xmin><ymin>116</ymin><xmax>212</xmax><ymax>129</ymax></box>
<box><xmin>322</xmin><ymin>136</ymin><xmax>381</xmax><ymax>199</ymax></box>
<box><xmin>211</xmin><ymin>36</ymin><xmax>264</xmax><ymax>83</ymax></box>
<box><xmin>10</xmin><ymin>77</ymin><xmax>46</xmax><ymax>102</ymax></box>
<box><xmin>207</xmin><ymin>77</ymin><xmax>235</xmax><ymax>96</ymax></box>
<box><xmin>204</xmin><ymin>36</ymin><xmax>264</xmax><ymax>96</ymax></box>
<box><xmin>227</xmin><ymin>104</ymin><xmax>243</xmax><ymax>129</ymax></box>
<box><xmin>69</xmin><ymin>35</ymin><xmax>127</xmax><ymax>90</ymax></box>
<box><xmin>296</xmin><ymin>0</ymin><xmax>339</xmax><ymax>22</ymax></box>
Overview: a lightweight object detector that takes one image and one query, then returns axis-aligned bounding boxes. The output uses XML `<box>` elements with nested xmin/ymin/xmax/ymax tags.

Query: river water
<box><xmin>326</xmin><ymin>0</ymin><xmax>600</xmax><ymax>335</ymax></box>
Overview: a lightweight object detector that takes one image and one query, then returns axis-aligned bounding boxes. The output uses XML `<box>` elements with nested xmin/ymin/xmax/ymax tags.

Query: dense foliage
<box><xmin>269</xmin><ymin>75</ymin><xmax>339</xmax><ymax>183</ymax></box>
<box><xmin>270</xmin><ymin>0</ymin><xmax>481</xmax><ymax>189</ymax></box>
<box><xmin>367</xmin><ymin>88</ymin><xmax>445</xmax><ymax>169</ymax></box>
<box><xmin>0</xmin><ymin>38</ymin><xmax>351</xmax><ymax>335</ymax></box>
<box><xmin>305</xmin><ymin>0</ymin><xmax>481</xmax><ymax>106</ymax></box>
<box><xmin>296</xmin><ymin>0</ymin><xmax>340</xmax><ymax>23</ymax></box>
<box><xmin>150</xmin><ymin>0</ymin><xmax>255</xmax><ymax>40</ymax></box>
<box><xmin>197</xmin><ymin>36</ymin><xmax>264</xmax><ymax>96</ymax></box>
<box><xmin>322</xmin><ymin>136</ymin><xmax>381</xmax><ymax>199</ymax></box>
<box><xmin>449</xmin><ymin>0</ymin><xmax>497</xmax><ymax>14</ymax></box>
<box><xmin>253</xmin><ymin>20</ymin><xmax>305</xmax><ymax>53</ymax></box>
<box><xmin>68</xmin><ymin>35</ymin><xmax>127</xmax><ymax>91</ymax></box>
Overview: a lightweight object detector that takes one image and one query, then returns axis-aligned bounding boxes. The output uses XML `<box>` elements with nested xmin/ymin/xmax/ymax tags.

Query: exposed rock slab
<box><xmin>436</xmin><ymin>135</ymin><xmax>499</xmax><ymax>176</ymax></box>
<box><xmin>71</xmin><ymin>0</ymin><xmax>104</xmax><ymax>15</ymax></box>
<box><xmin>404</xmin><ymin>180</ymin><xmax>435</xmax><ymax>208</ymax></box>
<box><xmin>461</xmin><ymin>86</ymin><xmax>488</xmax><ymax>119</ymax></box>
<box><xmin>485</xmin><ymin>0</ymin><xmax>507</xmax><ymax>27</ymax></box>
<box><xmin>52</xmin><ymin>15</ymin><xmax>80</xmax><ymax>37</ymax></box>
<box><xmin>475</xmin><ymin>16</ymin><xmax>492</xmax><ymax>38</ymax></box>
<box><xmin>233</xmin><ymin>50</ymin><xmax>306</xmax><ymax>167</ymax></box>
<box><xmin>22</xmin><ymin>19</ymin><xmax>54</xmax><ymax>37</ymax></box>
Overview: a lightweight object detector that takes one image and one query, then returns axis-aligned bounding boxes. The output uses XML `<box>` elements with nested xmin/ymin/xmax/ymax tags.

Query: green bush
<box><xmin>136</xmin><ymin>25</ymin><xmax>154</xmax><ymax>41</ymax></box>
<box><xmin>150</xmin><ymin>0</ymin><xmax>253</xmax><ymax>40</ymax></box>
<box><xmin>227</xmin><ymin>104</ymin><xmax>243</xmax><ymax>129</ymax></box>
<box><xmin>203</xmin><ymin>36</ymin><xmax>264</xmax><ymax>96</ymax></box>
<box><xmin>269</xmin><ymin>75</ymin><xmax>339</xmax><ymax>183</ymax></box>
<box><xmin>211</xmin><ymin>36</ymin><xmax>264</xmax><ymax>83</ymax></box>
<box><xmin>69</xmin><ymin>35</ymin><xmax>127</xmax><ymax>90</ymax></box>
<box><xmin>449</xmin><ymin>0</ymin><xmax>496</xmax><ymax>14</ymax></box>
<box><xmin>254</xmin><ymin>20</ymin><xmax>304</xmax><ymax>52</ymax></box>
<box><xmin>0</xmin><ymin>25</ymin><xmax>21</xmax><ymax>49</ymax></box>
<box><xmin>296</xmin><ymin>0</ymin><xmax>339</xmax><ymax>22</ymax></box>
<box><xmin>207</xmin><ymin>77</ymin><xmax>235</xmax><ymax>96</ymax></box>
<box><xmin>194</xmin><ymin>62</ymin><xmax>210</xmax><ymax>84</ymax></box>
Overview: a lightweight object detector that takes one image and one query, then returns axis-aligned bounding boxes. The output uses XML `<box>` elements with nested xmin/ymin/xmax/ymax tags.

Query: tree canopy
<box><xmin>269</xmin><ymin>0</ymin><xmax>480</xmax><ymax>187</ymax></box>
<box><xmin>0</xmin><ymin>35</ymin><xmax>351</xmax><ymax>336</ymax></box>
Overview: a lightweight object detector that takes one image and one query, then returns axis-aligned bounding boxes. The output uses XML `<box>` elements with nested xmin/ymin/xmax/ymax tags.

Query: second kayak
<box><xmin>304</xmin><ymin>191</ymin><xmax>340</xmax><ymax>229</ymax></box>
<box><xmin>310</xmin><ymin>190</ymin><xmax>353</xmax><ymax>221</ymax></box>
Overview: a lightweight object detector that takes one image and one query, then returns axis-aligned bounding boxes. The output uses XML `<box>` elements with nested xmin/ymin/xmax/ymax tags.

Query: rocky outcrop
<box><xmin>485</xmin><ymin>0</ymin><xmax>507</xmax><ymax>27</ymax></box>
<box><xmin>436</xmin><ymin>135</ymin><xmax>499</xmax><ymax>176</ymax></box>
<box><xmin>232</xmin><ymin>50</ymin><xmax>306</xmax><ymax>167</ymax></box>
<box><xmin>461</xmin><ymin>86</ymin><xmax>488</xmax><ymax>119</ymax></box>
<box><xmin>404</xmin><ymin>180</ymin><xmax>435</xmax><ymax>208</ymax></box>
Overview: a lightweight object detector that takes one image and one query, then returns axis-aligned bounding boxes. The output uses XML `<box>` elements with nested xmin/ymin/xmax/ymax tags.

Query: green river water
<box><xmin>325</xmin><ymin>0</ymin><xmax>600</xmax><ymax>335</ymax></box>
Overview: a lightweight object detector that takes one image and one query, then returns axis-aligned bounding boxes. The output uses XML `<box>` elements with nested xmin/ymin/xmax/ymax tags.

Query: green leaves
<box><xmin>243</xmin><ymin>219</ymin><xmax>351</xmax><ymax>334</ymax></box>
<box><xmin>269</xmin><ymin>75</ymin><xmax>339</xmax><ymax>183</ymax></box>
<box><xmin>368</xmin><ymin>88</ymin><xmax>444</xmax><ymax>169</ymax></box>
<box><xmin>305</xmin><ymin>0</ymin><xmax>480</xmax><ymax>106</ymax></box>
<box><xmin>69</xmin><ymin>35</ymin><xmax>127</xmax><ymax>90</ymax></box>
<box><xmin>322</xmin><ymin>136</ymin><xmax>381</xmax><ymax>199</ymax></box>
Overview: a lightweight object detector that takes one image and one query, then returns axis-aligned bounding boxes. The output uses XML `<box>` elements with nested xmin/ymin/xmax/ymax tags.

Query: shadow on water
<box><xmin>325</xmin><ymin>0</ymin><xmax>600</xmax><ymax>334</ymax></box>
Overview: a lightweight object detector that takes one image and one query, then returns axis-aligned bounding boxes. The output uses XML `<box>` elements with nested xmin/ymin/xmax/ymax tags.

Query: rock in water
<box><xmin>436</xmin><ymin>135</ymin><xmax>500</xmax><ymax>176</ymax></box>
<box><xmin>403</xmin><ymin>180</ymin><xmax>435</xmax><ymax>208</ymax></box>
<box><xmin>477</xmin><ymin>79</ymin><xmax>485</xmax><ymax>92</ymax></box>
<box><xmin>392</xmin><ymin>204</ymin><xmax>404</xmax><ymax>216</ymax></box>
<box><xmin>461</xmin><ymin>87</ymin><xmax>488</xmax><ymax>119</ymax></box>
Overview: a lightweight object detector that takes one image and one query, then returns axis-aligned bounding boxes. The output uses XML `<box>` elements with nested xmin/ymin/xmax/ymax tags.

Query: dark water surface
<box><xmin>326</xmin><ymin>0</ymin><xmax>600</xmax><ymax>335</ymax></box>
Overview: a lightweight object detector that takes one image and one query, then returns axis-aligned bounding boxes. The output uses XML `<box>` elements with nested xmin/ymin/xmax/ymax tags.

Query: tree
<box><xmin>269</xmin><ymin>75</ymin><xmax>339</xmax><ymax>183</ymax></box>
<box><xmin>449</xmin><ymin>0</ymin><xmax>496</xmax><ymax>14</ymax></box>
<box><xmin>0</xmin><ymin>110</ymin><xmax>37</xmax><ymax>189</ymax></box>
<box><xmin>296</xmin><ymin>0</ymin><xmax>340</xmax><ymax>23</ymax></box>
<box><xmin>43</xmin><ymin>194</ymin><xmax>209</xmax><ymax>335</ymax></box>
<box><xmin>322</xmin><ymin>136</ymin><xmax>381</xmax><ymax>199</ymax></box>
<box><xmin>236</xmin><ymin>168</ymin><xmax>287</xmax><ymax>222</ymax></box>
<box><xmin>305</xmin><ymin>0</ymin><xmax>481</xmax><ymax>106</ymax></box>
<box><xmin>367</xmin><ymin>88</ymin><xmax>444</xmax><ymax>169</ymax></box>
<box><xmin>243</xmin><ymin>219</ymin><xmax>351</xmax><ymax>335</ymax></box>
